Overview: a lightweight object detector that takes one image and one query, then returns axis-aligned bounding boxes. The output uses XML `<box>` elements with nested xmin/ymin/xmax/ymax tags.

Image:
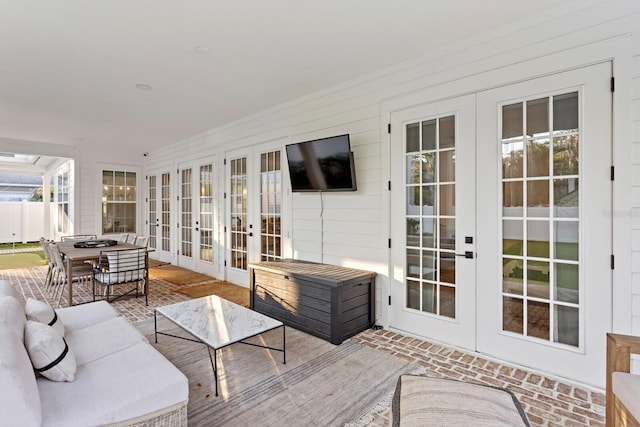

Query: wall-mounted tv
<box><xmin>285</xmin><ymin>134</ymin><xmax>357</xmax><ymax>192</ymax></box>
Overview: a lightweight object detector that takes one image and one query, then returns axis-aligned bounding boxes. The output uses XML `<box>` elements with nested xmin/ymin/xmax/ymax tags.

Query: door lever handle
<box><xmin>456</xmin><ymin>251</ymin><xmax>474</xmax><ymax>259</ymax></box>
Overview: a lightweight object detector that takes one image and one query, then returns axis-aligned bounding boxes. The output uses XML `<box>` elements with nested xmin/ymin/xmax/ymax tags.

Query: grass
<box><xmin>0</xmin><ymin>242</ymin><xmax>41</xmax><ymax>251</ymax></box>
<box><xmin>0</xmin><ymin>251</ymin><xmax>47</xmax><ymax>269</ymax></box>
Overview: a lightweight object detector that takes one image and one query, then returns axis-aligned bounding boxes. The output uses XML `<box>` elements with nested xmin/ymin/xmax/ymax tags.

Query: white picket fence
<box><xmin>0</xmin><ymin>201</ymin><xmax>54</xmax><ymax>244</ymax></box>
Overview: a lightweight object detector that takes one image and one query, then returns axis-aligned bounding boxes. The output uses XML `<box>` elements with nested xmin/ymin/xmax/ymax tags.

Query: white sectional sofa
<box><xmin>0</xmin><ymin>280</ymin><xmax>188</xmax><ymax>426</ymax></box>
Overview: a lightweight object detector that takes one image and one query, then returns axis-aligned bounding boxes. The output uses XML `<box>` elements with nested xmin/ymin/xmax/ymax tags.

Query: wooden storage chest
<box><xmin>249</xmin><ymin>259</ymin><xmax>376</xmax><ymax>345</ymax></box>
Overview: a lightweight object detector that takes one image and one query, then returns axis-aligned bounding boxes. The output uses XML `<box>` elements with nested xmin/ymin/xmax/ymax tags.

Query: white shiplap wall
<box><xmin>124</xmin><ymin>0</ymin><xmax>640</xmax><ymax>330</ymax></box>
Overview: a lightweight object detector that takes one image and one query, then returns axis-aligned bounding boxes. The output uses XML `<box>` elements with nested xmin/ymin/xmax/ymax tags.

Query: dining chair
<box><xmin>117</xmin><ymin>233</ymin><xmax>129</xmax><ymax>242</ymax></box>
<box><xmin>134</xmin><ymin>236</ymin><xmax>149</xmax><ymax>247</ymax></box>
<box><xmin>92</xmin><ymin>248</ymin><xmax>147</xmax><ymax>305</ymax></box>
<box><xmin>61</xmin><ymin>234</ymin><xmax>98</xmax><ymax>241</ymax></box>
<box><xmin>49</xmin><ymin>244</ymin><xmax>94</xmax><ymax>307</ymax></box>
<box><xmin>40</xmin><ymin>238</ymin><xmax>54</xmax><ymax>290</ymax></box>
<box><xmin>125</xmin><ymin>234</ymin><xmax>137</xmax><ymax>244</ymax></box>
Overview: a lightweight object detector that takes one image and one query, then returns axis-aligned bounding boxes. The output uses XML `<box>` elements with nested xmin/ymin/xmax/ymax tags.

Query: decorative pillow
<box><xmin>24</xmin><ymin>320</ymin><xmax>76</xmax><ymax>382</ymax></box>
<box><xmin>25</xmin><ymin>298</ymin><xmax>64</xmax><ymax>336</ymax></box>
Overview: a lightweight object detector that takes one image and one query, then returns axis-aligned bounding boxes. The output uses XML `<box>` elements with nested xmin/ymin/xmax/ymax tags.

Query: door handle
<box><xmin>455</xmin><ymin>251</ymin><xmax>474</xmax><ymax>259</ymax></box>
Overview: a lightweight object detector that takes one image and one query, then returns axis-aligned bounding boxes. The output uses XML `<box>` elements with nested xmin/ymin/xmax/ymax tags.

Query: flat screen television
<box><xmin>285</xmin><ymin>134</ymin><xmax>357</xmax><ymax>192</ymax></box>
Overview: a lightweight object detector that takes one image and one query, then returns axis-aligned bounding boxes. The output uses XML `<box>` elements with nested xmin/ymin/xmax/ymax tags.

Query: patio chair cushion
<box><xmin>0</xmin><ymin>328</ymin><xmax>41</xmax><ymax>427</ymax></box>
<box><xmin>25</xmin><ymin>298</ymin><xmax>65</xmax><ymax>336</ymax></box>
<box><xmin>390</xmin><ymin>375</ymin><xmax>530</xmax><ymax>426</ymax></box>
<box><xmin>55</xmin><ymin>300</ymin><xmax>118</xmax><ymax>331</ymax></box>
<box><xmin>0</xmin><ymin>295</ymin><xmax>26</xmax><ymax>342</ymax></box>
<box><xmin>24</xmin><ymin>320</ymin><xmax>77</xmax><ymax>382</ymax></box>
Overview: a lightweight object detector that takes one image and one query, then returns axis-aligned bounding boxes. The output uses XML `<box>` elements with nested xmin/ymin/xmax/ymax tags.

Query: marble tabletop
<box><xmin>156</xmin><ymin>295</ymin><xmax>283</xmax><ymax>350</ymax></box>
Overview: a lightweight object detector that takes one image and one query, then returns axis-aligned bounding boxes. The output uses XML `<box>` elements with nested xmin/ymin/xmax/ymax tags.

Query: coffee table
<box><xmin>154</xmin><ymin>295</ymin><xmax>285</xmax><ymax>396</ymax></box>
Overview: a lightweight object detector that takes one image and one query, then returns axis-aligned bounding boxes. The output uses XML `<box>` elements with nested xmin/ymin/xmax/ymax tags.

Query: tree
<box><xmin>28</xmin><ymin>187</ymin><xmax>53</xmax><ymax>202</ymax></box>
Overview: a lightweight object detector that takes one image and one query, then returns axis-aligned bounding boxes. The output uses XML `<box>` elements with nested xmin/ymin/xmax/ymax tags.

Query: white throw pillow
<box><xmin>25</xmin><ymin>298</ymin><xmax>64</xmax><ymax>336</ymax></box>
<box><xmin>24</xmin><ymin>320</ymin><xmax>76</xmax><ymax>382</ymax></box>
<box><xmin>0</xmin><ymin>295</ymin><xmax>27</xmax><ymax>342</ymax></box>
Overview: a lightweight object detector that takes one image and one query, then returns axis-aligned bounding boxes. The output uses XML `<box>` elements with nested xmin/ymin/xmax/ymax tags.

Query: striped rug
<box><xmin>139</xmin><ymin>319</ymin><xmax>417</xmax><ymax>427</ymax></box>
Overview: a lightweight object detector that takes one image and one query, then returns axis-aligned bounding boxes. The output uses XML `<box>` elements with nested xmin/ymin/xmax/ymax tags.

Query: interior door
<box><xmin>225</xmin><ymin>145</ymin><xmax>284</xmax><ymax>286</ymax></box>
<box><xmin>177</xmin><ymin>156</ymin><xmax>218</xmax><ymax>276</ymax></box>
<box><xmin>476</xmin><ymin>62</ymin><xmax>612</xmax><ymax>387</ymax></box>
<box><xmin>389</xmin><ymin>94</ymin><xmax>477</xmax><ymax>350</ymax></box>
<box><xmin>147</xmin><ymin>169</ymin><xmax>172</xmax><ymax>263</ymax></box>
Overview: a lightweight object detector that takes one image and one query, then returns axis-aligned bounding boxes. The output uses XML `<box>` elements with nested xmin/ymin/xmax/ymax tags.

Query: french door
<box><xmin>390</xmin><ymin>62</ymin><xmax>612</xmax><ymax>386</ymax></box>
<box><xmin>147</xmin><ymin>169</ymin><xmax>172</xmax><ymax>263</ymax></box>
<box><xmin>389</xmin><ymin>94</ymin><xmax>477</xmax><ymax>350</ymax></box>
<box><xmin>225</xmin><ymin>144</ymin><xmax>284</xmax><ymax>285</ymax></box>
<box><xmin>177</xmin><ymin>157</ymin><xmax>218</xmax><ymax>276</ymax></box>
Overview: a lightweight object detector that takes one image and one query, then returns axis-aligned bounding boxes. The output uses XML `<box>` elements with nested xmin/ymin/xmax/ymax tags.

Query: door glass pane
<box><xmin>181</xmin><ymin>168</ymin><xmax>193</xmax><ymax>258</ymax></box>
<box><xmin>404</xmin><ymin>114</ymin><xmax>457</xmax><ymax>319</ymax></box>
<box><xmin>230</xmin><ymin>157</ymin><xmax>247</xmax><ymax>270</ymax></box>
<box><xmin>260</xmin><ymin>150</ymin><xmax>282</xmax><ymax>261</ymax></box>
<box><xmin>148</xmin><ymin>175</ymin><xmax>157</xmax><ymax>249</ymax></box>
<box><xmin>500</xmin><ymin>91</ymin><xmax>580</xmax><ymax>348</ymax></box>
<box><xmin>199</xmin><ymin>164</ymin><xmax>214</xmax><ymax>263</ymax></box>
<box><xmin>161</xmin><ymin>172</ymin><xmax>171</xmax><ymax>252</ymax></box>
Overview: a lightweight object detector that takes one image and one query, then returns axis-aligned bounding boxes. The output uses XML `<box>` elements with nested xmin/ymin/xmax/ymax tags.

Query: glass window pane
<box><xmin>406</xmin><ymin>155</ymin><xmax>421</xmax><ymax>184</ymax></box>
<box><xmin>526</xmin><ymin>98</ymin><xmax>549</xmax><ymax>137</ymax></box>
<box><xmin>527</xmin><ymin>139</ymin><xmax>550</xmax><ymax>177</ymax></box>
<box><xmin>503</xmin><ymin>181</ymin><xmax>523</xmax><ymax>216</ymax></box>
<box><xmin>422</xmin><ymin>153</ymin><xmax>436</xmax><ymax>184</ymax></box>
<box><xmin>553</xmin><ymin>92</ymin><xmax>578</xmax><ymax>132</ymax></box>
<box><xmin>422</xmin><ymin>120</ymin><xmax>436</xmax><ymax>151</ymax></box>
<box><xmin>502</xmin><ymin>141</ymin><xmax>524</xmax><ymax>179</ymax></box>
<box><xmin>407</xmin><ymin>249</ymin><xmax>420</xmax><ymax>279</ymax></box>
<box><xmin>422</xmin><ymin>250</ymin><xmax>436</xmax><ymax>281</ymax></box>
<box><xmin>527</xmin><ymin>261</ymin><xmax>550</xmax><ymax>298</ymax></box>
<box><xmin>528</xmin><ymin>301</ymin><xmax>550</xmax><ymax>340</ymax></box>
<box><xmin>503</xmin><ymin>258</ymin><xmax>523</xmax><ymax>295</ymax></box>
<box><xmin>440</xmin><ymin>252</ymin><xmax>455</xmax><ymax>284</ymax></box>
<box><xmin>422</xmin><ymin>218</ymin><xmax>436</xmax><ymax>248</ymax></box>
<box><xmin>421</xmin><ymin>282</ymin><xmax>436</xmax><ymax>314</ymax></box>
<box><xmin>439</xmin><ymin>184</ymin><xmax>455</xmax><ymax>216</ymax></box>
<box><xmin>554</xmin><ymin>178</ymin><xmax>579</xmax><ymax>218</ymax></box>
<box><xmin>407</xmin><ymin>280</ymin><xmax>420</xmax><ymax>310</ymax></box>
<box><xmin>406</xmin><ymin>187</ymin><xmax>420</xmax><ymax>215</ymax></box>
<box><xmin>439</xmin><ymin>218</ymin><xmax>455</xmax><ymax>251</ymax></box>
<box><xmin>406</xmin><ymin>123</ymin><xmax>420</xmax><ymax>152</ymax></box>
<box><xmin>503</xmin><ymin>220</ymin><xmax>523</xmax><ymax>256</ymax></box>
<box><xmin>503</xmin><ymin>297</ymin><xmax>523</xmax><ymax>334</ymax></box>
<box><xmin>502</xmin><ymin>103</ymin><xmax>523</xmax><ymax>139</ymax></box>
<box><xmin>554</xmin><ymin>221</ymin><xmax>579</xmax><ymax>261</ymax></box>
<box><xmin>555</xmin><ymin>263</ymin><xmax>579</xmax><ymax>304</ymax></box>
<box><xmin>527</xmin><ymin>220</ymin><xmax>549</xmax><ymax>258</ymax></box>
<box><xmin>440</xmin><ymin>285</ymin><xmax>455</xmax><ymax>318</ymax></box>
<box><xmin>555</xmin><ymin>305</ymin><xmax>579</xmax><ymax>346</ymax></box>
<box><xmin>406</xmin><ymin>218</ymin><xmax>420</xmax><ymax>247</ymax></box>
<box><xmin>422</xmin><ymin>186</ymin><xmax>436</xmax><ymax>215</ymax></box>
<box><xmin>527</xmin><ymin>180</ymin><xmax>549</xmax><ymax>217</ymax></box>
<box><xmin>439</xmin><ymin>150</ymin><xmax>455</xmax><ymax>182</ymax></box>
<box><xmin>439</xmin><ymin>116</ymin><xmax>455</xmax><ymax>149</ymax></box>
<box><xmin>553</xmin><ymin>135</ymin><xmax>579</xmax><ymax>176</ymax></box>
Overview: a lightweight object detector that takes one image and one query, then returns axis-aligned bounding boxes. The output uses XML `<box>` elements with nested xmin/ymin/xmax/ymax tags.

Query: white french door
<box><xmin>177</xmin><ymin>157</ymin><xmax>218</xmax><ymax>276</ymax></box>
<box><xmin>147</xmin><ymin>169</ymin><xmax>172</xmax><ymax>263</ymax></box>
<box><xmin>390</xmin><ymin>94</ymin><xmax>477</xmax><ymax>350</ymax></box>
<box><xmin>476</xmin><ymin>62</ymin><xmax>612</xmax><ymax>387</ymax></box>
<box><xmin>390</xmin><ymin>62</ymin><xmax>612</xmax><ymax>386</ymax></box>
<box><xmin>225</xmin><ymin>144</ymin><xmax>284</xmax><ymax>285</ymax></box>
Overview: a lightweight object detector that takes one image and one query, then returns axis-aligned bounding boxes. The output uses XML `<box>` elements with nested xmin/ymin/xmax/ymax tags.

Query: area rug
<box><xmin>138</xmin><ymin>319</ymin><xmax>418</xmax><ymax>427</ymax></box>
<box><xmin>149</xmin><ymin>264</ymin><xmax>214</xmax><ymax>285</ymax></box>
<box><xmin>172</xmin><ymin>280</ymin><xmax>249</xmax><ymax>307</ymax></box>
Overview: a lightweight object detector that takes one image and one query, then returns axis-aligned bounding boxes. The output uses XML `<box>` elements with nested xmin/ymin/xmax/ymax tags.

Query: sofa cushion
<box><xmin>0</xmin><ymin>295</ymin><xmax>26</xmax><ymax>342</ymax></box>
<box><xmin>55</xmin><ymin>300</ymin><xmax>118</xmax><ymax>331</ymax></box>
<box><xmin>390</xmin><ymin>375</ymin><xmax>530</xmax><ymax>426</ymax></box>
<box><xmin>0</xmin><ymin>328</ymin><xmax>41</xmax><ymax>427</ymax></box>
<box><xmin>65</xmin><ymin>316</ymin><xmax>148</xmax><ymax>365</ymax></box>
<box><xmin>24</xmin><ymin>320</ymin><xmax>77</xmax><ymax>382</ymax></box>
<box><xmin>0</xmin><ymin>280</ymin><xmax>20</xmax><ymax>300</ymax></box>
<box><xmin>38</xmin><ymin>342</ymin><xmax>189</xmax><ymax>427</ymax></box>
<box><xmin>25</xmin><ymin>298</ymin><xmax>65</xmax><ymax>336</ymax></box>
<box><xmin>612</xmin><ymin>372</ymin><xmax>640</xmax><ymax>422</ymax></box>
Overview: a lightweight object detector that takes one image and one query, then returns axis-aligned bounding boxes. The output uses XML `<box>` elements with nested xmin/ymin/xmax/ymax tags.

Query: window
<box><xmin>56</xmin><ymin>167</ymin><xmax>70</xmax><ymax>234</ymax></box>
<box><xmin>102</xmin><ymin>170</ymin><xmax>137</xmax><ymax>234</ymax></box>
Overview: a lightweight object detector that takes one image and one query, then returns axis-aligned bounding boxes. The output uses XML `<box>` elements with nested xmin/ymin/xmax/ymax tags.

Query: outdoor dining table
<box><xmin>55</xmin><ymin>240</ymin><xmax>150</xmax><ymax>307</ymax></box>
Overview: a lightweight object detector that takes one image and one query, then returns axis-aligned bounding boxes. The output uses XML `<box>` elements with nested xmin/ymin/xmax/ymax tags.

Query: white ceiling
<box><xmin>1</xmin><ymin>0</ymin><xmax>578</xmax><ymax>155</ymax></box>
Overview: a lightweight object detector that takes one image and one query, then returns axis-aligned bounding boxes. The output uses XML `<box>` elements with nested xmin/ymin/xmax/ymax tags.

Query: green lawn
<box><xmin>0</xmin><ymin>242</ymin><xmax>41</xmax><ymax>251</ymax></box>
<box><xmin>0</xmin><ymin>251</ymin><xmax>47</xmax><ymax>269</ymax></box>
